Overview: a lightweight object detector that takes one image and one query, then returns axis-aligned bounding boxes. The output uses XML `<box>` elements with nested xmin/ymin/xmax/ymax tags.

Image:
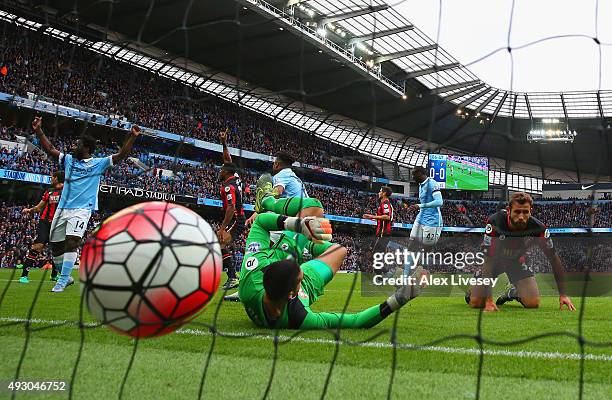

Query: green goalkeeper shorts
<box><xmin>266</xmin><ymin>197</ymin><xmax>323</xmax><ymax>217</ymax></box>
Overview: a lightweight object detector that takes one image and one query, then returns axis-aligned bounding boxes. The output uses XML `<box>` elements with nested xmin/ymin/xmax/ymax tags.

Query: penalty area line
<box><xmin>0</xmin><ymin>316</ymin><xmax>611</xmax><ymax>362</ymax></box>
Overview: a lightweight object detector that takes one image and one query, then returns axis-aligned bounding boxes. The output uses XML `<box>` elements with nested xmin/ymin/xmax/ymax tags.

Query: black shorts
<box><xmin>33</xmin><ymin>220</ymin><xmax>51</xmax><ymax>245</ymax></box>
<box><xmin>227</xmin><ymin>217</ymin><xmax>245</xmax><ymax>241</ymax></box>
<box><xmin>483</xmin><ymin>261</ymin><xmax>535</xmax><ymax>285</ymax></box>
<box><xmin>222</xmin><ymin>217</ymin><xmax>245</xmax><ymax>255</ymax></box>
<box><xmin>373</xmin><ymin>235</ymin><xmax>391</xmax><ymax>254</ymax></box>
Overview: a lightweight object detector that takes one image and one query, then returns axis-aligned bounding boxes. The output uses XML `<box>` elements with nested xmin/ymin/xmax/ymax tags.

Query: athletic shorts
<box><xmin>278</xmin><ymin>197</ymin><xmax>323</xmax><ymax>216</ymax></box>
<box><xmin>50</xmin><ymin>208</ymin><xmax>92</xmax><ymax>242</ymax></box>
<box><xmin>410</xmin><ymin>222</ymin><xmax>442</xmax><ymax>246</ymax></box>
<box><xmin>373</xmin><ymin>235</ymin><xmax>391</xmax><ymax>254</ymax></box>
<box><xmin>227</xmin><ymin>216</ymin><xmax>245</xmax><ymax>241</ymax></box>
<box><xmin>34</xmin><ymin>220</ymin><xmax>51</xmax><ymax>245</ymax></box>
<box><xmin>299</xmin><ymin>259</ymin><xmax>333</xmax><ymax>305</ymax></box>
<box><xmin>222</xmin><ymin>217</ymin><xmax>246</xmax><ymax>258</ymax></box>
<box><xmin>476</xmin><ymin>261</ymin><xmax>535</xmax><ymax>285</ymax></box>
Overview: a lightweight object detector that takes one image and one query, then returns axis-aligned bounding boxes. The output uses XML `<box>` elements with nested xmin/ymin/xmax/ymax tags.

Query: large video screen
<box><xmin>428</xmin><ymin>154</ymin><xmax>489</xmax><ymax>191</ymax></box>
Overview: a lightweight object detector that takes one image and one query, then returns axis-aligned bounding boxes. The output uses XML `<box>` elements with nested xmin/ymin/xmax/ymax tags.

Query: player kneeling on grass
<box><xmin>467</xmin><ymin>192</ymin><xmax>575</xmax><ymax>312</ymax></box>
<box><xmin>238</xmin><ymin>212</ymin><xmax>426</xmax><ymax>329</ymax></box>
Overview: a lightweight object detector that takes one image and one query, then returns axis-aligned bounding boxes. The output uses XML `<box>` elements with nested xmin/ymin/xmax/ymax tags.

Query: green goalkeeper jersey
<box><xmin>238</xmin><ymin>212</ymin><xmax>388</xmax><ymax>329</ymax></box>
<box><xmin>238</xmin><ymin>229</ymin><xmax>309</xmax><ymax>327</ymax></box>
<box><xmin>238</xmin><ymin>229</ymin><xmax>385</xmax><ymax>330</ymax></box>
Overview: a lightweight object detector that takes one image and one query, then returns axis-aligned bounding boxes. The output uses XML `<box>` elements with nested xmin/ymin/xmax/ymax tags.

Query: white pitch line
<box><xmin>1</xmin><ymin>316</ymin><xmax>611</xmax><ymax>362</ymax></box>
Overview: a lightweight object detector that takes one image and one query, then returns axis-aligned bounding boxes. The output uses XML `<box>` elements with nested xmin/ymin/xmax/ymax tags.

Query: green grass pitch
<box><xmin>0</xmin><ymin>269</ymin><xmax>610</xmax><ymax>399</ymax></box>
<box><xmin>446</xmin><ymin>161</ymin><xmax>489</xmax><ymax>191</ymax></box>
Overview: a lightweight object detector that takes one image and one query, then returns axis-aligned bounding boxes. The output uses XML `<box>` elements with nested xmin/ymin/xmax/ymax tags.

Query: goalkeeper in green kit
<box><xmin>238</xmin><ymin>212</ymin><xmax>426</xmax><ymax>329</ymax></box>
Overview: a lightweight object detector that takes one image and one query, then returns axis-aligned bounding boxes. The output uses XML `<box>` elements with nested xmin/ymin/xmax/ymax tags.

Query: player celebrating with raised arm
<box><xmin>218</xmin><ymin>128</ymin><xmax>245</xmax><ymax>290</ymax></box>
<box><xmin>31</xmin><ymin>116</ymin><xmax>140</xmax><ymax>292</ymax></box>
<box><xmin>239</xmin><ymin>212</ymin><xmax>426</xmax><ymax>329</ymax></box>
<box><xmin>19</xmin><ymin>171</ymin><xmax>64</xmax><ymax>283</ymax></box>
<box><xmin>467</xmin><ymin>192</ymin><xmax>575</xmax><ymax>312</ymax></box>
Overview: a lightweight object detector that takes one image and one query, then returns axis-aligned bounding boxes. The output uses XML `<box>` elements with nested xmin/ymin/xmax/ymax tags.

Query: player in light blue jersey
<box><xmin>32</xmin><ymin>117</ymin><xmax>140</xmax><ymax>292</ymax></box>
<box><xmin>248</xmin><ymin>151</ymin><xmax>324</xmax><ymax>227</ymax></box>
<box><xmin>408</xmin><ymin>166</ymin><xmax>443</xmax><ymax>245</ymax></box>
<box><xmin>401</xmin><ymin>166</ymin><xmax>444</xmax><ymax>276</ymax></box>
<box><xmin>271</xmin><ymin>151</ymin><xmax>308</xmax><ymax>199</ymax></box>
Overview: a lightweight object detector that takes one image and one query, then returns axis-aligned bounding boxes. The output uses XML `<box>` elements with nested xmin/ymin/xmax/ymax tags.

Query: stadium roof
<box><xmin>5</xmin><ymin>0</ymin><xmax>612</xmax><ymax>185</ymax></box>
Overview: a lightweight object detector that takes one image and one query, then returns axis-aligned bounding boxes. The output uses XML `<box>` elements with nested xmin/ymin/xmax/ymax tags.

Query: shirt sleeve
<box><xmin>431</xmin><ymin>180</ymin><xmax>441</xmax><ymax>193</ymax></box>
<box><xmin>41</xmin><ymin>190</ymin><xmax>49</xmax><ymax>202</ymax></box>
<box><xmin>536</xmin><ymin>227</ymin><xmax>555</xmax><ymax>256</ymax></box>
<box><xmin>97</xmin><ymin>156</ymin><xmax>113</xmax><ymax>172</ymax></box>
<box><xmin>223</xmin><ymin>184</ymin><xmax>236</xmax><ymax>206</ymax></box>
<box><xmin>420</xmin><ymin>191</ymin><xmax>443</xmax><ymax>208</ymax></box>
<box><xmin>273</xmin><ymin>170</ymin><xmax>289</xmax><ymax>189</ymax></box>
<box><xmin>59</xmin><ymin>153</ymin><xmax>70</xmax><ymax>167</ymax></box>
<box><xmin>482</xmin><ymin>219</ymin><xmax>497</xmax><ymax>256</ymax></box>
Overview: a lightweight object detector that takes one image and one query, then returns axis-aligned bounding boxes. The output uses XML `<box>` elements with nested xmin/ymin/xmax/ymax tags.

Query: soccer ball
<box><xmin>80</xmin><ymin>201</ymin><xmax>222</xmax><ymax>338</ymax></box>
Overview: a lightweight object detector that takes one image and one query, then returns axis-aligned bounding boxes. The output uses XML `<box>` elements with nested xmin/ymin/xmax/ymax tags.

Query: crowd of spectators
<box><xmin>1</xmin><ymin>197</ymin><xmax>610</xmax><ymax>275</ymax></box>
<box><xmin>0</xmin><ymin>202</ymin><xmax>106</xmax><ymax>270</ymax></box>
<box><xmin>526</xmin><ymin>238</ymin><xmax>612</xmax><ymax>273</ymax></box>
<box><xmin>2</xmin><ymin>141</ymin><xmax>610</xmax><ymax>228</ymax></box>
<box><xmin>0</xmin><ymin>203</ymin><xmax>36</xmax><ymax>269</ymax></box>
<box><xmin>0</xmin><ymin>123</ymin><xmax>25</xmax><ymax>142</ymax></box>
<box><xmin>0</xmin><ymin>146</ymin><xmax>50</xmax><ymax>174</ymax></box>
<box><xmin>0</xmin><ymin>21</ymin><xmax>380</xmax><ymax>176</ymax></box>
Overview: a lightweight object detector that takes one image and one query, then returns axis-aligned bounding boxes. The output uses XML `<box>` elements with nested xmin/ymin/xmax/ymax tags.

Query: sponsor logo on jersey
<box><xmin>247</xmin><ymin>242</ymin><xmax>261</xmax><ymax>253</ymax></box>
<box><xmin>483</xmin><ymin>235</ymin><xmax>492</xmax><ymax>246</ymax></box>
<box><xmin>298</xmin><ymin>288</ymin><xmax>308</xmax><ymax>300</ymax></box>
<box><xmin>245</xmin><ymin>257</ymin><xmax>259</xmax><ymax>271</ymax></box>
<box><xmin>485</xmin><ymin>224</ymin><xmax>493</xmax><ymax>234</ymax></box>
<box><xmin>225</xmin><ymin>186</ymin><xmax>231</xmax><ymax>192</ymax></box>
<box><xmin>281</xmin><ymin>243</ymin><xmax>289</xmax><ymax>251</ymax></box>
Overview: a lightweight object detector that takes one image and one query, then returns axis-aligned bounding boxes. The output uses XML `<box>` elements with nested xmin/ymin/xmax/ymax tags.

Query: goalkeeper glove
<box><xmin>284</xmin><ymin>217</ymin><xmax>332</xmax><ymax>243</ymax></box>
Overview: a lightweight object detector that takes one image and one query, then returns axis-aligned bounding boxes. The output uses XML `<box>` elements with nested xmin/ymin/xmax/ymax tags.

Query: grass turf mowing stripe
<box><xmin>2</xmin><ymin>316</ymin><xmax>610</xmax><ymax>362</ymax></box>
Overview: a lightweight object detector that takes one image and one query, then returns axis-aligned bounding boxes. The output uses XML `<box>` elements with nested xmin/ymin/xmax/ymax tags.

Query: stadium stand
<box><xmin>0</xmin><ymin>11</ymin><xmax>610</xmax><ymax>278</ymax></box>
<box><xmin>1</xmin><ymin>129</ymin><xmax>610</xmax><ymax>228</ymax></box>
<box><xmin>1</xmin><ymin>199</ymin><xmax>608</xmax><ymax>273</ymax></box>
<box><xmin>0</xmin><ymin>20</ymin><xmax>380</xmax><ymax>177</ymax></box>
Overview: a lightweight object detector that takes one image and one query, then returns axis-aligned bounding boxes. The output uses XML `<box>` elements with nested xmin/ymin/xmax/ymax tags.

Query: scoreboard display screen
<box><xmin>428</xmin><ymin>154</ymin><xmax>489</xmax><ymax>191</ymax></box>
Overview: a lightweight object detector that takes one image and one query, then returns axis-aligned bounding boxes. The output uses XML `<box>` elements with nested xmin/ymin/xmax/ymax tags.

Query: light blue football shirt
<box><xmin>273</xmin><ymin>168</ymin><xmax>309</xmax><ymax>198</ymax></box>
<box><xmin>416</xmin><ymin>177</ymin><xmax>443</xmax><ymax>227</ymax></box>
<box><xmin>57</xmin><ymin>153</ymin><xmax>113</xmax><ymax>211</ymax></box>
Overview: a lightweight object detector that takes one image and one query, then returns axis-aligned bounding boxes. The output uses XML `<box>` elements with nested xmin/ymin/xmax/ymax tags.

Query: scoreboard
<box><xmin>428</xmin><ymin>154</ymin><xmax>489</xmax><ymax>191</ymax></box>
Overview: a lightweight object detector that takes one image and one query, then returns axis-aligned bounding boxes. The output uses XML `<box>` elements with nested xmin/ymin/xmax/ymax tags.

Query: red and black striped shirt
<box><xmin>376</xmin><ymin>198</ymin><xmax>394</xmax><ymax>237</ymax></box>
<box><xmin>482</xmin><ymin>210</ymin><xmax>554</xmax><ymax>264</ymax></box>
<box><xmin>220</xmin><ymin>174</ymin><xmax>244</xmax><ymax>218</ymax></box>
<box><xmin>40</xmin><ymin>188</ymin><xmax>62</xmax><ymax>222</ymax></box>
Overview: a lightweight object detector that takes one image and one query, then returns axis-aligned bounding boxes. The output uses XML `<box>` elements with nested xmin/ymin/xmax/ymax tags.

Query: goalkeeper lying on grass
<box><xmin>238</xmin><ymin>212</ymin><xmax>426</xmax><ymax>329</ymax></box>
